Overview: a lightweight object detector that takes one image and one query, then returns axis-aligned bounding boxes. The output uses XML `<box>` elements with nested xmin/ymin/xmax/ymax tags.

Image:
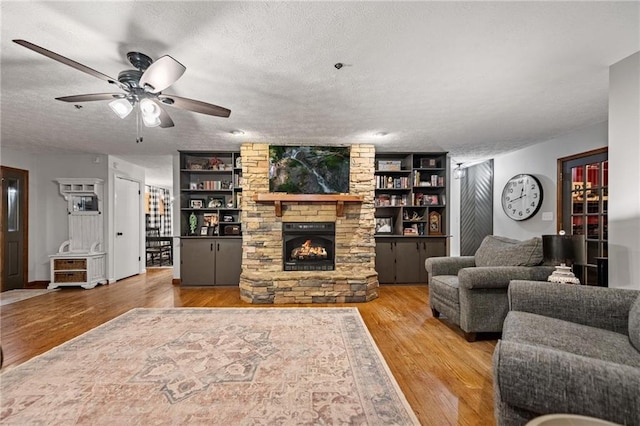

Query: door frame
<box><xmin>0</xmin><ymin>166</ymin><xmax>29</xmax><ymax>291</ymax></box>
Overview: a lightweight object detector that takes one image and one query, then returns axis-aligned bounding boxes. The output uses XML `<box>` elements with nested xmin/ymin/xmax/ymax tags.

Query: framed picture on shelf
<box><xmin>208</xmin><ymin>225</ymin><xmax>218</xmax><ymax>236</ymax></box>
<box><xmin>200</xmin><ymin>226</ymin><xmax>209</xmax><ymax>236</ymax></box>
<box><xmin>190</xmin><ymin>199</ymin><xmax>204</xmax><ymax>209</ymax></box>
<box><xmin>206</xmin><ymin>196</ymin><xmax>225</xmax><ymax>208</ymax></box>
<box><xmin>426</xmin><ymin>195</ymin><xmax>439</xmax><ymax>205</ymax></box>
<box><xmin>203</xmin><ymin>213</ymin><xmax>219</xmax><ymax>226</ymax></box>
<box><xmin>375</xmin><ymin>217</ymin><xmax>393</xmax><ymax>235</ymax></box>
<box><xmin>421</xmin><ymin>158</ymin><xmax>437</xmax><ymax>168</ymax></box>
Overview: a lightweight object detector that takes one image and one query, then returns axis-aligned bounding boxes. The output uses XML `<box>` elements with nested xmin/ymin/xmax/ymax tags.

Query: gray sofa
<box><xmin>494</xmin><ymin>280</ymin><xmax>640</xmax><ymax>425</ymax></box>
<box><xmin>425</xmin><ymin>235</ymin><xmax>555</xmax><ymax>341</ymax></box>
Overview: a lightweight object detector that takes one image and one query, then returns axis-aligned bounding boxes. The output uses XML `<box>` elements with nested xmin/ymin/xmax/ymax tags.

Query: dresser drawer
<box><xmin>54</xmin><ymin>271</ymin><xmax>87</xmax><ymax>283</ymax></box>
<box><xmin>53</xmin><ymin>259</ymin><xmax>86</xmax><ymax>270</ymax></box>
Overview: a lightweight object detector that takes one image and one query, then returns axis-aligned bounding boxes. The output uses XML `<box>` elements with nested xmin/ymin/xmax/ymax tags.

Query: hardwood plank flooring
<box><xmin>0</xmin><ymin>268</ymin><xmax>498</xmax><ymax>425</ymax></box>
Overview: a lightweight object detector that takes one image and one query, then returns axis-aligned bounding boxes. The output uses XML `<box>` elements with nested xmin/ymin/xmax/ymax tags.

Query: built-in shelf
<box><xmin>252</xmin><ymin>194</ymin><xmax>364</xmax><ymax>217</ymax></box>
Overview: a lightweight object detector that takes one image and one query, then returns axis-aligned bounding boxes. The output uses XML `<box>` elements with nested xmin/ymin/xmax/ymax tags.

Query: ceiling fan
<box><xmin>13</xmin><ymin>39</ymin><xmax>231</xmax><ymax>130</ymax></box>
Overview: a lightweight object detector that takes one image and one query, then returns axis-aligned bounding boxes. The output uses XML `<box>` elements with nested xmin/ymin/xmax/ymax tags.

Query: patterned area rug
<box><xmin>0</xmin><ymin>308</ymin><xmax>419</xmax><ymax>425</ymax></box>
<box><xmin>0</xmin><ymin>289</ymin><xmax>58</xmax><ymax>307</ymax></box>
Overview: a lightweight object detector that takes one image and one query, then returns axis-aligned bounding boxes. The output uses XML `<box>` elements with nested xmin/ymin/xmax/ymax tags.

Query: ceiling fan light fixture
<box><xmin>109</xmin><ymin>98</ymin><xmax>133</xmax><ymax>119</ymax></box>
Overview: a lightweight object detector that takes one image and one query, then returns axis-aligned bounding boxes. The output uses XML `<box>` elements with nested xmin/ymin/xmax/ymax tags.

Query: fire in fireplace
<box><xmin>283</xmin><ymin>222</ymin><xmax>335</xmax><ymax>271</ymax></box>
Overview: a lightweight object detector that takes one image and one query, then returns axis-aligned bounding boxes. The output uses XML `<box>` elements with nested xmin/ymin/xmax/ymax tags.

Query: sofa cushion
<box><xmin>474</xmin><ymin>235</ymin><xmax>543</xmax><ymax>267</ymax></box>
<box><xmin>429</xmin><ymin>275</ymin><xmax>460</xmax><ymax>303</ymax></box>
<box><xmin>503</xmin><ymin>311</ymin><xmax>640</xmax><ymax>367</ymax></box>
<box><xmin>630</xmin><ymin>294</ymin><xmax>640</xmax><ymax>352</ymax></box>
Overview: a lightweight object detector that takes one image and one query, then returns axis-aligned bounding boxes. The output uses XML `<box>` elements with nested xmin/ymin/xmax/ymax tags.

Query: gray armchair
<box><xmin>494</xmin><ymin>280</ymin><xmax>640</xmax><ymax>425</ymax></box>
<box><xmin>425</xmin><ymin>235</ymin><xmax>555</xmax><ymax>341</ymax></box>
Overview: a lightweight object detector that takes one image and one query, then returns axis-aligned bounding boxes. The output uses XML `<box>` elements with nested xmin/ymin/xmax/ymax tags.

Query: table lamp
<box><xmin>542</xmin><ymin>232</ymin><xmax>586</xmax><ymax>284</ymax></box>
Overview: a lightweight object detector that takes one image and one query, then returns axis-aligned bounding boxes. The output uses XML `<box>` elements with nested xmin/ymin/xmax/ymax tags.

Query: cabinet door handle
<box><xmin>217</xmin><ymin>243</ymin><xmax>220</xmax><ymax>251</ymax></box>
<box><xmin>210</xmin><ymin>243</ymin><xmax>213</xmax><ymax>251</ymax></box>
<box><xmin>116</xmin><ymin>232</ymin><xmax>123</xmax><ymax>236</ymax></box>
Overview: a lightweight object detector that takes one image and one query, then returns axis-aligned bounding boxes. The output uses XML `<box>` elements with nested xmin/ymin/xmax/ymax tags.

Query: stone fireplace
<box><xmin>239</xmin><ymin>143</ymin><xmax>379</xmax><ymax>304</ymax></box>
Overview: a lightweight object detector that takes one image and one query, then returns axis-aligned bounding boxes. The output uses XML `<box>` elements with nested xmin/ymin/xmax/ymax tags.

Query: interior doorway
<box><xmin>1</xmin><ymin>166</ymin><xmax>28</xmax><ymax>291</ymax></box>
<box><xmin>558</xmin><ymin>147</ymin><xmax>608</xmax><ymax>286</ymax></box>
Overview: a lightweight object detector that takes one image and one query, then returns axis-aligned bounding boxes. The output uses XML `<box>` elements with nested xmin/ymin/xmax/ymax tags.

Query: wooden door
<box><xmin>181</xmin><ymin>238</ymin><xmax>215</xmax><ymax>285</ymax></box>
<box><xmin>375</xmin><ymin>241</ymin><xmax>395</xmax><ymax>284</ymax></box>
<box><xmin>1</xmin><ymin>166</ymin><xmax>28</xmax><ymax>291</ymax></box>
<box><xmin>558</xmin><ymin>148</ymin><xmax>608</xmax><ymax>285</ymax></box>
<box><xmin>214</xmin><ymin>239</ymin><xmax>242</xmax><ymax>285</ymax></box>
<box><xmin>114</xmin><ymin>176</ymin><xmax>141</xmax><ymax>280</ymax></box>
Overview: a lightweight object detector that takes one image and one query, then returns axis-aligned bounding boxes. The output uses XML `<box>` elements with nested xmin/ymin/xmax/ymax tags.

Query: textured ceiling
<box><xmin>1</xmin><ymin>1</ymin><xmax>638</xmax><ymax>188</ymax></box>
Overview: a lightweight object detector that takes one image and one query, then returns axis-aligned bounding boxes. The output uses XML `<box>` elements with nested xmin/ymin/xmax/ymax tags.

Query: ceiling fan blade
<box><xmin>157</xmin><ymin>103</ymin><xmax>175</xmax><ymax>128</ymax></box>
<box><xmin>139</xmin><ymin>55</ymin><xmax>186</xmax><ymax>93</ymax></box>
<box><xmin>56</xmin><ymin>93</ymin><xmax>125</xmax><ymax>102</ymax></box>
<box><xmin>158</xmin><ymin>94</ymin><xmax>231</xmax><ymax>118</ymax></box>
<box><xmin>13</xmin><ymin>40</ymin><xmax>127</xmax><ymax>90</ymax></box>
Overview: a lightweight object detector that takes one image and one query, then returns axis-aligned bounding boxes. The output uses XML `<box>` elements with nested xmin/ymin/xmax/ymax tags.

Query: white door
<box><xmin>114</xmin><ymin>176</ymin><xmax>140</xmax><ymax>280</ymax></box>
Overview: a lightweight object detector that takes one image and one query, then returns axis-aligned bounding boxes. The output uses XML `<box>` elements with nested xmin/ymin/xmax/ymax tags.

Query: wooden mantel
<box><xmin>252</xmin><ymin>193</ymin><xmax>364</xmax><ymax>217</ymax></box>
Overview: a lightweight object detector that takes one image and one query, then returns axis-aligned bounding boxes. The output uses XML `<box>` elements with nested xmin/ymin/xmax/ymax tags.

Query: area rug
<box><xmin>0</xmin><ymin>307</ymin><xmax>419</xmax><ymax>425</ymax></box>
<box><xmin>0</xmin><ymin>289</ymin><xmax>58</xmax><ymax>307</ymax></box>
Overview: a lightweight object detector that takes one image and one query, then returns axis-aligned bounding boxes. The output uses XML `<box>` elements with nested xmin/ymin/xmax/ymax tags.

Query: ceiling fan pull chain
<box><xmin>136</xmin><ymin>107</ymin><xmax>143</xmax><ymax>143</ymax></box>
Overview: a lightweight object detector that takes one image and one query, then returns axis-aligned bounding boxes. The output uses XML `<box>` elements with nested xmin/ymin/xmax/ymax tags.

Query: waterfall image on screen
<box><xmin>269</xmin><ymin>146</ymin><xmax>350</xmax><ymax>194</ymax></box>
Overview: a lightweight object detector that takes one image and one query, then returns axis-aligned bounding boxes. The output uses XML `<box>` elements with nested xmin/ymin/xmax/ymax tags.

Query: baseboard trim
<box><xmin>172</xmin><ymin>278</ymin><xmax>181</xmax><ymax>286</ymax></box>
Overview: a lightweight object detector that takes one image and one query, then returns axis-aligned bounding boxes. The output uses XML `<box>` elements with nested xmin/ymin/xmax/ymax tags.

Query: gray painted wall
<box><xmin>609</xmin><ymin>51</ymin><xmax>640</xmax><ymax>290</ymax></box>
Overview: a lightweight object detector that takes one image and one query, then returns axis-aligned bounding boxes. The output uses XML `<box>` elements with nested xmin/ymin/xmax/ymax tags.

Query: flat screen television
<box><xmin>269</xmin><ymin>146</ymin><xmax>350</xmax><ymax>194</ymax></box>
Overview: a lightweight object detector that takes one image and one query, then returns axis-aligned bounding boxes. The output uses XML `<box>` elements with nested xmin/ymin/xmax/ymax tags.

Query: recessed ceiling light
<box><xmin>374</xmin><ymin>132</ymin><xmax>388</xmax><ymax>137</ymax></box>
<box><xmin>231</xmin><ymin>130</ymin><xmax>245</xmax><ymax>136</ymax></box>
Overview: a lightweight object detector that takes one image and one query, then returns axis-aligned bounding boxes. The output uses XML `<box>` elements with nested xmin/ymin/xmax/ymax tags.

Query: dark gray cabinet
<box><xmin>375</xmin><ymin>237</ymin><xmax>447</xmax><ymax>284</ymax></box>
<box><xmin>181</xmin><ymin>238</ymin><xmax>242</xmax><ymax>286</ymax></box>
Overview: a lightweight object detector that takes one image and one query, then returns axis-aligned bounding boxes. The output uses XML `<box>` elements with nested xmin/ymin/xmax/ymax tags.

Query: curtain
<box><xmin>145</xmin><ymin>185</ymin><xmax>172</xmax><ymax>236</ymax></box>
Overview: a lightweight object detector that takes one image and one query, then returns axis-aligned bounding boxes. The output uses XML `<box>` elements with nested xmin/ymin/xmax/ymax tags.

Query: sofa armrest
<box><xmin>424</xmin><ymin>256</ymin><xmax>475</xmax><ymax>281</ymax></box>
<box><xmin>508</xmin><ymin>280</ymin><xmax>639</xmax><ymax>334</ymax></box>
<box><xmin>494</xmin><ymin>340</ymin><xmax>640</xmax><ymax>425</ymax></box>
<box><xmin>458</xmin><ymin>266</ymin><xmax>555</xmax><ymax>290</ymax></box>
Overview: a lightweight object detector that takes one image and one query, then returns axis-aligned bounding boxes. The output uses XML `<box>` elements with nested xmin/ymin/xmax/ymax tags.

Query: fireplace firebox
<box><xmin>283</xmin><ymin>222</ymin><xmax>335</xmax><ymax>271</ymax></box>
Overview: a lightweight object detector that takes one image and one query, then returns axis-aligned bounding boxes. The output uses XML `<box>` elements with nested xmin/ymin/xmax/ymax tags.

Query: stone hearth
<box><xmin>239</xmin><ymin>143</ymin><xmax>379</xmax><ymax>304</ymax></box>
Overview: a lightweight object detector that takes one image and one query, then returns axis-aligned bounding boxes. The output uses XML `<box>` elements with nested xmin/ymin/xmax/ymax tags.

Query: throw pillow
<box><xmin>629</xmin><ymin>294</ymin><xmax>640</xmax><ymax>352</ymax></box>
<box><xmin>474</xmin><ymin>235</ymin><xmax>543</xmax><ymax>267</ymax></box>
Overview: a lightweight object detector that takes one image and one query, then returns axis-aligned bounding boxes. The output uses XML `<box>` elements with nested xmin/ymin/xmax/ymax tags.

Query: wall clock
<box><xmin>501</xmin><ymin>174</ymin><xmax>543</xmax><ymax>221</ymax></box>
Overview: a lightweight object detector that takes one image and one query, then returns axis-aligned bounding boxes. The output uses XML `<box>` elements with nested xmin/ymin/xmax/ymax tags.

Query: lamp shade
<box><xmin>108</xmin><ymin>98</ymin><xmax>133</xmax><ymax>119</ymax></box>
<box><xmin>542</xmin><ymin>234</ymin><xmax>586</xmax><ymax>266</ymax></box>
<box><xmin>140</xmin><ymin>98</ymin><xmax>161</xmax><ymax>127</ymax></box>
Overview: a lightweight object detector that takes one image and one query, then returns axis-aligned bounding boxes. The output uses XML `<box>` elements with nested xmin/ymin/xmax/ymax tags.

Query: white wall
<box><xmin>492</xmin><ymin>122</ymin><xmax>607</xmax><ymax>239</ymax></box>
<box><xmin>172</xmin><ymin>153</ymin><xmax>181</xmax><ymax>281</ymax></box>
<box><xmin>449</xmin><ymin>163</ymin><xmax>462</xmax><ymax>256</ymax></box>
<box><xmin>608</xmin><ymin>51</ymin><xmax>640</xmax><ymax>290</ymax></box>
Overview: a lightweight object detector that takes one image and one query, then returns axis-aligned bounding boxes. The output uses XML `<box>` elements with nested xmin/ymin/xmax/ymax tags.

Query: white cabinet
<box><xmin>48</xmin><ymin>178</ymin><xmax>107</xmax><ymax>289</ymax></box>
<box><xmin>49</xmin><ymin>254</ymin><xmax>106</xmax><ymax>289</ymax></box>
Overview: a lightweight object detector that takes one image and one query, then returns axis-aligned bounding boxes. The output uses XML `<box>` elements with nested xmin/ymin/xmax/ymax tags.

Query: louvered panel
<box><xmin>460</xmin><ymin>160</ymin><xmax>494</xmax><ymax>256</ymax></box>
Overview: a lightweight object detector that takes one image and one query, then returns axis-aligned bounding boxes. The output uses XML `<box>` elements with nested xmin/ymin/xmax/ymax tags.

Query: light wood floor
<box><xmin>0</xmin><ymin>269</ymin><xmax>498</xmax><ymax>425</ymax></box>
